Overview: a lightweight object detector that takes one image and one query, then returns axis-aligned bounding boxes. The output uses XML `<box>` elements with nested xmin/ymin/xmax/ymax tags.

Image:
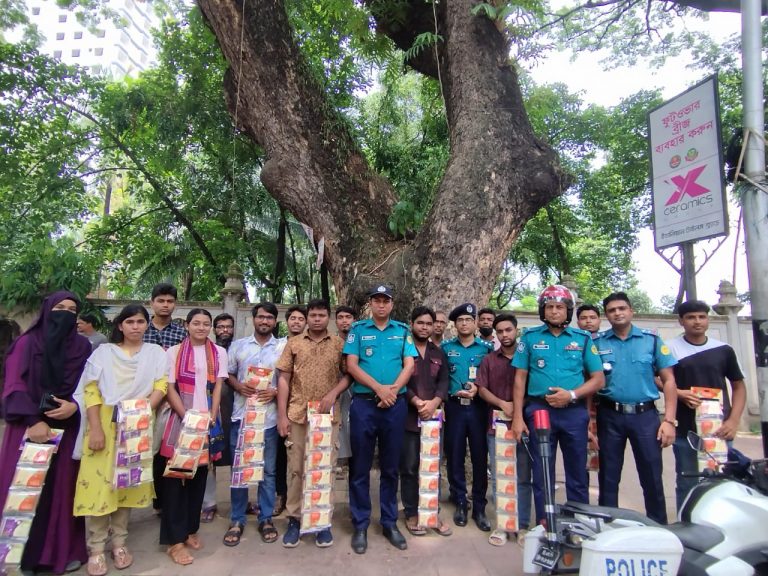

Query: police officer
<box><xmin>512</xmin><ymin>285</ymin><xmax>604</xmax><ymax>524</ymax></box>
<box><xmin>343</xmin><ymin>285</ymin><xmax>418</xmax><ymax>554</ymax></box>
<box><xmin>442</xmin><ymin>303</ymin><xmax>494</xmax><ymax>531</ymax></box>
<box><xmin>594</xmin><ymin>292</ymin><xmax>677</xmax><ymax>524</ymax></box>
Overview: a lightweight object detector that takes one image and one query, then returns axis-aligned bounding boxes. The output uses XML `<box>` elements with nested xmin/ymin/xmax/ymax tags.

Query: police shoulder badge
<box><xmin>591</xmin><ymin>344</ymin><xmax>598</xmax><ymax>355</ymax></box>
<box><xmin>517</xmin><ymin>341</ymin><xmax>525</xmax><ymax>352</ymax></box>
<box><xmin>660</xmin><ymin>344</ymin><xmax>670</xmax><ymax>356</ymax></box>
<box><xmin>346</xmin><ymin>333</ymin><xmax>355</xmax><ymax>343</ymax></box>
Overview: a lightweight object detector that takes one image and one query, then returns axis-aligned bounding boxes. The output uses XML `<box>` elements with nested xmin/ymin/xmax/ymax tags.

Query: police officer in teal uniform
<box><xmin>442</xmin><ymin>303</ymin><xmax>494</xmax><ymax>531</ymax></box>
<box><xmin>344</xmin><ymin>285</ymin><xmax>418</xmax><ymax>554</ymax></box>
<box><xmin>594</xmin><ymin>292</ymin><xmax>677</xmax><ymax>524</ymax></box>
<box><xmin>511</xmin><ymin>285</ymin><xmax>604</xmax><ymax>525</ymax></box>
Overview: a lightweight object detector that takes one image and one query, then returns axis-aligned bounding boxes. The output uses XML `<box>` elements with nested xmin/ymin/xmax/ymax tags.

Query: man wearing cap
<box><xmin>594</xmin><ymin>292</ymin><xmax>677</xmax><ymax>524</ymax></box>
<box><xmin>343</xmin><ymin>285</ymin><xmax>418</xmax><ymax>554</ymax></box>
<box><xmin>441</xmin><ymin>303</ymin><xmax>494</xmax><ymax>531</ymax></box>
<box><xmin>511</xmin><ymin>285</ymin><xmax>604</xmax><ymax>525</ymax></box>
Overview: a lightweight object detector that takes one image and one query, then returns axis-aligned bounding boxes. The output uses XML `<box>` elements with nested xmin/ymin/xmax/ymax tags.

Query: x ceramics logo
<box><xmin>665</xmin><ymin>165</ymin><xmax>709</xmax><ymax>206</ymax></box>
<box><xmin>663</xmin><ymin>165</ymin><xmax>712</xmax><ymax>216</ymax></box>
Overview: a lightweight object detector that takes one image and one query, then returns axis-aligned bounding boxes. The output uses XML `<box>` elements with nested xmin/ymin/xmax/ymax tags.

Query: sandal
<box><xmin>111</xmin><ymin>546</ymin><xmax>133</xmax><ymax>570</ymax></box>
<box><xmin>223</xmin><ymin>523</ymin><xmax>244</xmax><ymax>547</ymax></box>
<box><xmin>167</xmin><ymin>543</ymin><xmax>194</xmax><ymax>566</ymax></box>
<box><xmin>488</xmin><ymin>528</ymin><xmax>508</xmax><ymax>547</ymax></box>
<box><xmin>185</xmin><ymin>533</ymin><xmax>203</xmax><ymax>550</ymax></box>
<box><xmin>86</xmin><ymin>553</ymin><xmax>107</xmax><ymax>576</ymax></box>
<box><xmin>405</xmin><ymin>517</ymin><xmax>427</xmax><ymax>536</ymax></box>
<box><xmin>258</xmin><ymin>520</ymin><xmax>278</xmax><ymax>543</ymax></box>
<box><xmin>433</xmin><ymin>519</ymin><xmax>453</xmax><ymax>537</ymax></box>
<box><xmin>200</xmin><ymin>506</ymin><xmax>216</xmax><ymax>523</ymax></box>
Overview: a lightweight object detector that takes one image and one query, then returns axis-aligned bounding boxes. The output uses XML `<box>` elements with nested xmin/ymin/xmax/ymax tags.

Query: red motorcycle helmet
<box><xmin>538</xmin><ymin>285</ymin><xmax>576</xmax><ymax>326</ymax></box>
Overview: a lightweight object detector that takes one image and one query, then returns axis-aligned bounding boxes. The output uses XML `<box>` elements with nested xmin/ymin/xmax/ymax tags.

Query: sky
<box><xmin>525</xmin><ymin>10</ymin><xmax>751</xmax><ymax>312</ymax></box>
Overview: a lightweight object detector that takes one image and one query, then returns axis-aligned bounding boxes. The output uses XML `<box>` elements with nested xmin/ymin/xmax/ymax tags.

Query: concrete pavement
<box><xmin>56</xmin><ymin>434</ymin><xmax>763</xmax><ymax>576</ymax></box>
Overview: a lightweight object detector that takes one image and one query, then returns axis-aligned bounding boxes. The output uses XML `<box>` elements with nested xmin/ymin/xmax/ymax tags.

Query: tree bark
<box><xmin>198</xmin><ymin>0</ymin><xmax>567</xmax><ymax>316</ymax></box>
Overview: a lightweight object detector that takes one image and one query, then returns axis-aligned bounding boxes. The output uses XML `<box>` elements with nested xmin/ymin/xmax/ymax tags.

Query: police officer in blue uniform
<box><xmin>512</xmin><ymin>285</ymin><xmax>604</xmax><ymax>524</ymax></box>
<box><xmin>343</xmin><ymin>285</ymin><xmax>418</xmax><ymax>554</ymax></box>
<box><xmin>594</xmin><ymin>292</ymin><xmax>677</xmax><ymax>524</ymax></box>
<box><xmin>442</xmin><ymin>303</ymin><xmax>494</xmax><ymax>531</ymax></box>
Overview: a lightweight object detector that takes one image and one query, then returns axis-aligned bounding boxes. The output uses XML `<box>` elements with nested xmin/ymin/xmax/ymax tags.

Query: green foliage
<box><xmin>357</xmin><ymin>71</ymin><xmax>448</xmax><ymax>237</ymax></box>
<box><xmin>0</xmin><ymin>236</ymin><xmax>98</xmax><ymax>310</ymax></box>
<box><xmin>403</xmin><ymin>32</ymin><xmax>442</xmax><ymax>61</ymax></box>
<box><xmin>0</xmin><ymin>41</ymin><xmax>102</xmax><ymax>307</ymax></box>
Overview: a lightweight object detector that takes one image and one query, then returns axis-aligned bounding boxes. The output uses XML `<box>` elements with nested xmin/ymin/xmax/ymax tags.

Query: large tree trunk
<box><xmin>198</xmin><ymin>0</ymin><xmax>567</xmax><ymax>317</ymax></box>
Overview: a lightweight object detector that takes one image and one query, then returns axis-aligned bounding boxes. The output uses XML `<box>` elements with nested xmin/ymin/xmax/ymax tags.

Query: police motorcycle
<box><xmin>522</xmin><ymin>408</ymin><xmax>768</xmax><ymax>576</ymax></box>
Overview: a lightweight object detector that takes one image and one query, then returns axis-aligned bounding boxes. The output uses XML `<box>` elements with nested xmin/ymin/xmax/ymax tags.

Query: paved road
<box><xmin>41</xmin><ymin>434</ymin><xmax>761</xmax><ymax>576</ymax></box>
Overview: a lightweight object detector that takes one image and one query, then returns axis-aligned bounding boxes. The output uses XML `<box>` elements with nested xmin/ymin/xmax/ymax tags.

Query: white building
<box><xmin>26</xmin><ymin>0</ymin><xmax>158</xmax><ymax>77</ymax></box>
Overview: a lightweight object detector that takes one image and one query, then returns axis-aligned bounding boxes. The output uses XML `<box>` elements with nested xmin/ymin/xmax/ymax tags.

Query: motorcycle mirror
<box><xmin>688</xmin><ymin>430</ymin><xmax>721</xmax><ymax>470</ymax></box>
<box><xmin>686</xmin><ymin>430</ymin><xmax>703</xmax><ymax>451</ymax></box>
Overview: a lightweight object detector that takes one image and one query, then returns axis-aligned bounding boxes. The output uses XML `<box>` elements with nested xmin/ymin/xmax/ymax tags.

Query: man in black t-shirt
<box><xmin>667</xmin><ymin>300</ymin><xmax>746</xmax><ymax>511</ymax></box>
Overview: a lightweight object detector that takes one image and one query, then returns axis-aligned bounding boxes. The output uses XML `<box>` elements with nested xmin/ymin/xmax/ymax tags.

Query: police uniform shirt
<box><xmin>512</xmin><ymin>324</ymin><xmax>602</xmax><ymax>397</ymax></box>
<box><xmin>595</xmin><ymin>325</ymin><xmax>677</xmax><ymax>404</ymax></box>
<box><xmin>441</xmin><ymin>336</ymin><xmax>493</xmax><ymax>396</ymax></box>
<box><xmin>343</xmin><ymin>318</ymin><xmax>418</xmax><ymax>395</ymax></box>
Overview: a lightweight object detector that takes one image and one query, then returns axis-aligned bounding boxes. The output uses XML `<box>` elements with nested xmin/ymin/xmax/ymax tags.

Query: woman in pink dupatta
<box><xmin>159</xmin><ymin>308</ymin><xmax>226</xmax><ymax>565</ymax></box>
<box><xmin>0</xmin><ymin>291</ymin><xmax>91</xmax><ymax>574</ymax></box>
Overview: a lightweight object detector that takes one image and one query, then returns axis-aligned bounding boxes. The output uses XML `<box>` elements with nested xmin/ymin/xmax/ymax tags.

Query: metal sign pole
<box><xmin>739</xmin><ymin>0</ymin><xmax>768</xmax><ymax>456</ymax></box>
<box><xmin>681</xmin><ymin>242</ymin><xmax>697</xmax><ymax>301</ymax></box>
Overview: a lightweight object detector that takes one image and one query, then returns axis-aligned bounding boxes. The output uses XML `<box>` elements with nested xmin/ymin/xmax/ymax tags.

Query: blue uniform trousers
<box><xmin>444</xmin><ymin>398</ymin><xmax>488</xmax><ymax>509</ymax></box>
<box><xmin>349</xmin><ymin>394</ymin><xmax>406</xmax><ymax>530</ymax></box>
<box><xmin>597</xmin><ymin>406</ymin><xmax>667</xmax><ymax>524</ymax></box>
<box><xmin>525</xmin><ymin>400</ymin><xmax>589</xmax><ymax>524</ymax></box>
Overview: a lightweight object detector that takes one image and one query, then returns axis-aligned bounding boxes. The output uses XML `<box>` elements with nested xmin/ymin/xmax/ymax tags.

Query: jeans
<box><xmin>229</xmin><ymin>420</ymin><xmax>278</xmax><ymax>525</ymax></box>
<box><xmin>488</xmin><ymin>433</ymin><xmax>532</xmax><ymax>529</ymax></box>
<box><xmin>673</xmin><ymin>434</ymin><xmax>733</xmax><ymax>513</ymax></box>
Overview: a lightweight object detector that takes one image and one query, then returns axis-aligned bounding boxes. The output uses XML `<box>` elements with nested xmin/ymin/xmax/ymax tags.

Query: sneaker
<box><xmin>283</xmin><ymin>518</ymin><xmax>300</xmax><ymax>548</ymax></box>
<box><xmin>315</xmin><ymin>528</ymin><xmax>333</xmax><ymax>548</ymax></box>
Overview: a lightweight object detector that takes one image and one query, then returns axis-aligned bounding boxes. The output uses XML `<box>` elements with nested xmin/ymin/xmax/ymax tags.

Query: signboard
<box><xmin>648</xmin><ymin>75</ymin><xmax>728</xmax><ymax>249</ymax></box>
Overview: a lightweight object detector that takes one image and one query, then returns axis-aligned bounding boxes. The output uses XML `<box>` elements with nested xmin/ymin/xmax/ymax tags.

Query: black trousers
<box><xmin>399</xmin><ymin>430</ymin><xmax>421</xmax><ymax>519</ymax></box>
<box><xmin>276</xmin><ymin>435</ymin><xmax>287</xmax><ymax>497</ymax></box>
<box><xmin>152</xmin><ymin>453</ymin><xmax>165</xmax><ymax>510</ymax></box>
<box><xmin>159</xmin><ymin>461</ymin><xmax>208</xmax><ymax>546</ymax></box>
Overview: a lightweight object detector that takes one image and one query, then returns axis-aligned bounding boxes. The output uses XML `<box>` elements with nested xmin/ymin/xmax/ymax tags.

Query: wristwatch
<box><xmin>569</xmin><ymin>390</ymin><xmax>577</xmax><ymax>403</ymax></box>
<box><xmin>664</xmin><ymin>418</ymin><xmax>678</xmax><ymax>427</ymax></box>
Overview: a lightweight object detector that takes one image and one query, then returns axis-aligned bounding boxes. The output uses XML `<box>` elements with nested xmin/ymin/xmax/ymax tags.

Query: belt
<box><xmin>526</xmin><ymin>396</ymin><xmax>585</xmax><ymax>408</ymax></box>
<box><xmin>601</xmin><ymin>399</ymin><xmax>656</xmax><ymax>415</ymax></box>
<box><xmin>448</xmin><ymin>395</ymin><xmax>473</xmax><ymax>405</ymax></box>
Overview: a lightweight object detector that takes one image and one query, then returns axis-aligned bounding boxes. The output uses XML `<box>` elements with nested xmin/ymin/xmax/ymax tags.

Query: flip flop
<box><xmin>167</xmin><ymin>543</ymin><xmax>194</xmax><ymax>566</ymax></box>
<box><xmin>223</xmin><ymin>523</ymin><xmax>244</xmax><ymax>547</ymax></box>
<box><xmin>111</xmin><ymin>546</ymin><xmax>133</xmax><ymax>570</ymax></box>
<box><xmin>86</xmin><ymin>554</ymin><xmax>107</xmax><ymax>576</ymax></box>
<box><xmin>200</xmin><ymin>507</ymin><xmax>216</xmax><ymax>523</ymax></box>
<box><xmin>488</xmin><ymin>529</ymin><xmax>508</xmax><ymax>547</ymax></box>
<box><xmin>405</xmin><ymin>518</ymin><xmax>427</xmax><ymax>536</ymax></box>
<box><xmin>433</xmin><ymin>519</ymin><xmax>453</xmax><ymax>537</ymax></box>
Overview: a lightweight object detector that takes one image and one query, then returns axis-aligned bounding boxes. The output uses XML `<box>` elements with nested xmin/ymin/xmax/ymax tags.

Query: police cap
<box><xmin>449</xmin><ymin>303</ymin><xmax>476</xmax><ymax>322</ymax></box>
